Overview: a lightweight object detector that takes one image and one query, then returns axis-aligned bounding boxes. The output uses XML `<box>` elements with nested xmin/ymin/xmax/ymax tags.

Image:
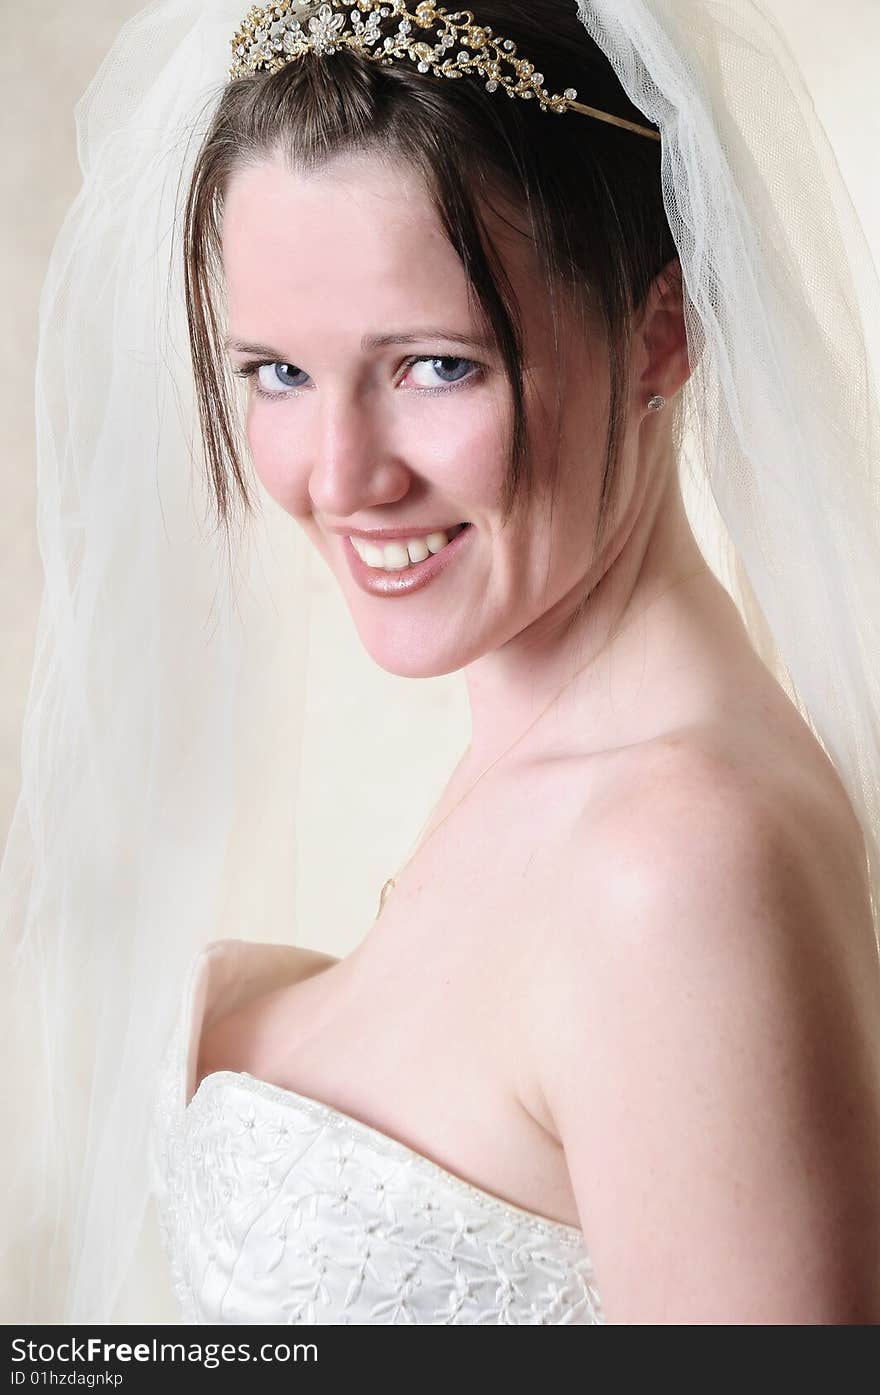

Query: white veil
<box><xmin>2</xmin><ymin>0</ymin><xmax>878</xmax><ymax>1322</ymax></box>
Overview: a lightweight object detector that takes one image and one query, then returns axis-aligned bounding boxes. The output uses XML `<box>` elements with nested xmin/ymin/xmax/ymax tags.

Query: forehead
<box><xmin>220</xmin><ymin>152</ymin><xmax>537</xmax><ymax>343</ymax></box>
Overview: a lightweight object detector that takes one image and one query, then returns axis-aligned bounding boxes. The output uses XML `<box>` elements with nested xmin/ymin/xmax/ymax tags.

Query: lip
<box><xmin>343</xmin><ymin>523</ymin><xmax>473</xmax><ymax>597</ymax></box>
<box><xmin>328</xmin><ymin>524</ymin><xmax>466</xmax><ymax>542</ymax></box>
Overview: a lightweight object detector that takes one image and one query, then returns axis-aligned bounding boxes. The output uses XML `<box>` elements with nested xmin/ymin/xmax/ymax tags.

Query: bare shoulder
<box><xmin>529</xmin><ymin>730</ymin><xmax>880</xmax><ymax>1323</ymax></box>
<box><xmin>563</xmin><ymin>725</ymin><xmax>874</xmax><ymax>961</ymax></box>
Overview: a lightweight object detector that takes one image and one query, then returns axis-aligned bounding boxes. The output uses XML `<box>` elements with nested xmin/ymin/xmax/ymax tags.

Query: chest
<box><xmin>216</xmin><ymin>758</ymin><xmax>602</xmax><ymax>1228</ymax></box>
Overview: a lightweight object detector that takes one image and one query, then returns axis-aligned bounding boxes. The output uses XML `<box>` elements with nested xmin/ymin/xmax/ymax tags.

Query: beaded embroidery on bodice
<box><xmin>150</xmin><ymin>938</ymin><xmax>604</xmax><ymax>1324</ymax></box>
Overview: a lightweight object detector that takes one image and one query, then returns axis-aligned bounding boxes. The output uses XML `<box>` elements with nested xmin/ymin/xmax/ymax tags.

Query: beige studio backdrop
<box><xmin>2</xmin><ymin>0</ymin><xmax>879</xmax><ymax>1322</ymax></box>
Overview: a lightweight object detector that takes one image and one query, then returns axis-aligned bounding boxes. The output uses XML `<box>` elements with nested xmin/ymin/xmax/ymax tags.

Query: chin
<box><xmin>352</xmin><ymin>616</ymin><xmax>476</xmax><ymax>682</ymax></box>
<box><xmin>372</xmin><ymin>653</ymin><xmax>469</xmax><ymax>681</ymax></box>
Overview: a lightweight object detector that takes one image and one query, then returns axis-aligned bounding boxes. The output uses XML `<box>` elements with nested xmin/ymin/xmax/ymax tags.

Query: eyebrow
<box><xmin>224</xmin><ymin>327</ymin><xmax>493</xmax><ymax>356</ymax></box>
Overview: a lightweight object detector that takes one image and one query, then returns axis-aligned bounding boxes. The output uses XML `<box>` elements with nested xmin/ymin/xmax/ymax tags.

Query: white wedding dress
<box><xmin>151</xmin><ymin>938</ymin><xmax>604</xmax><ymax>1325</ymax></box>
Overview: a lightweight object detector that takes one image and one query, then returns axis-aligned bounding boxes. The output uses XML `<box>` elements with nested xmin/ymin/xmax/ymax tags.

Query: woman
<box><xmin>5</xmin><ymin>0</ymin><xmax>880</xmax><ymax>1324</ymax></box>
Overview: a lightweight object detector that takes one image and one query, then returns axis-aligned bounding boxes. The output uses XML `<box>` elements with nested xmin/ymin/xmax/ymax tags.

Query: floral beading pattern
<box><xmin>150</xmin><ymin>950</ymin><xmax>604</xmax><ymax>1325</ymax></box>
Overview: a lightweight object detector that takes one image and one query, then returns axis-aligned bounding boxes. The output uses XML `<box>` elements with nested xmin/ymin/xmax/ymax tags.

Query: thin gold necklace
<box><xmin>375</xmin><ymin>652</ymin><xmax>597</xmax><ymax>919</ymax></box>
<box><xmin>375</xmin><ymin>563</ymin><xmax>706</xmax><ymax>921</ymax></box>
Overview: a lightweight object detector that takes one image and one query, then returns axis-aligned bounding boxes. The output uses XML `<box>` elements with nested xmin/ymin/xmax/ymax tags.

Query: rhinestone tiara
<box><xmin>229</xmin><ymin>1</ymin><xmax>661</xmax><ymax>140</ymax></box>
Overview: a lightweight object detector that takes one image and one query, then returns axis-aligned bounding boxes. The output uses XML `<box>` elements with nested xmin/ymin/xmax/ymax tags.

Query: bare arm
<box><xmin>532</xmin><ymin>751</ymin><xmax>880</xmax><ymax>1324</ymax></box>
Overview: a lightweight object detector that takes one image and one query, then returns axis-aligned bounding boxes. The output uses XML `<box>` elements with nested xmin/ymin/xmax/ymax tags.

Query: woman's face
<box><xmin>222</xmin><ymin>152</ymin><xmax>626</xmax><ymax>679</ymax></box>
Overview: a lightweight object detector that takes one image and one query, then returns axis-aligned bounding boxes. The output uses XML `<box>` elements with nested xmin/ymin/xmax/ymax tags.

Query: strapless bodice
<box><xmin>150</xmin><ymin>938</ymin><xmax>604</xmax><ymax>1324</ymax></box>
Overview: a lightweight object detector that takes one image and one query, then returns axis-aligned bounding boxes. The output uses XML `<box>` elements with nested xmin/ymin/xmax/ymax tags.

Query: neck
<box><xmin>461</xmin><ymin>459</ymin><xmax>713</xmax><ymax>773</ymax></box>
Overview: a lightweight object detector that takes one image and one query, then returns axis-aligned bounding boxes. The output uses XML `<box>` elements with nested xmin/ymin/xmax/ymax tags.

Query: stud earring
<box><xmin>647</xmin><ymin>394</ymin><xmax>667</xmax><ymax>411</ymax></box>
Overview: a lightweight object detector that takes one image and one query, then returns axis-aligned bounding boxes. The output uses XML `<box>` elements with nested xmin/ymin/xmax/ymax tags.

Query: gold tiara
<box><xmin>229</xmin><ymin>1</ymin><xmax>661</xmax><ymax>140</ymax></box>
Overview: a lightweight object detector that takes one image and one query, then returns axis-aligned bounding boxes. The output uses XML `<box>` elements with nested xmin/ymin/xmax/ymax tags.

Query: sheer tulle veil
<box><xmin>2</xmin><ymin>0</ymin><xmax>879</xmax><ymax>1321</ymax></box>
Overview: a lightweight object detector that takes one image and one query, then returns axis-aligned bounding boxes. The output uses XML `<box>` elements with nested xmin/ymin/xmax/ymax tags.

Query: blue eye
<box><xmin>233</xmin><ymin>353</ymin><xmax>482</xmax><ymax>399</ymax></box>
<box><xmin>258</xmin><ymin>362</ymin><xmax>306</xmax><ymax>390</ymax></box>
<box><xmin>232</xmin><ymin>361</ymin><xmax>307</xmax><ymax>397</ymax></box>
<box><xmin>407</xmin><ymin>356</ymin><xmax>478</xmax><ymax>390</ymax></box>
<box><xmin>258</xmin><ymin>363</ymin><xmax>306</xmax><ymax>393</ymax></box>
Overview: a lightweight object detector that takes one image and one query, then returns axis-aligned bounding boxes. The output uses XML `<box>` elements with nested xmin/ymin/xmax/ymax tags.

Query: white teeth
<box><xmin>351</xmin><ymin>525</ymin><xmax>466</xmax><ymax>571</ymax></box>
<box><xmin>406</xmin><ymin>538</ymin><xmax>431</xmax><ymax>564</ymax></box>
<box><xmin>379</xmin><ymin>542</ymin><xmax>411</xmax><ymax>571</ymax></box>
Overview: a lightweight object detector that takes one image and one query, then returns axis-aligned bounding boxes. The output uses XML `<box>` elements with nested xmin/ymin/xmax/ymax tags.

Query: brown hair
<box><xmin>183</xmin><ymin>0</ymin><xmax>681</xmax><ymax>586</ymax></box>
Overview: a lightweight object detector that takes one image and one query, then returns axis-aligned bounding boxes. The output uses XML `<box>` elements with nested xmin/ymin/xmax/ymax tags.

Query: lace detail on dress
<box><xmin>150</xmin><ymin>941</ymin><xmax>604</xmax><ymax>1325</ymax></box>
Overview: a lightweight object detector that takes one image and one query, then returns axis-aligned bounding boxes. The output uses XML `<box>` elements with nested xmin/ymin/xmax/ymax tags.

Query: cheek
<box><xmin>243</xmin><ymin>388</ymin><xmax>511</xmax><ymax>515</ymax></box>
<box><xmin>421</xmin><ymin>403</ymin><xmax>508</xmax><ymax>505</ymax></box>
<box><xmin>246</xmin><ymin>406</ymin><xmax>309</xmax><ymax>513</ymax></box>
<box><xmin>433</xmin><ymin>389</ymin><xmax>514</xmax><ymax>506</ymax></box>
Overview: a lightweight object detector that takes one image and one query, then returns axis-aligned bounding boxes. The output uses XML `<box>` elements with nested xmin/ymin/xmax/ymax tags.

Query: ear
<box><xmin>634</xmin><ymin>258</ymin><xmax>691</xmax><ymax>404</ymax></box>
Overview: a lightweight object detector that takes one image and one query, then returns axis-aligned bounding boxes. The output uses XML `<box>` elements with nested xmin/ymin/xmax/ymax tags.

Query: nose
<box><xmin>307</xmin><ymin>381</ymin><xmax>412</xmax><ymax>520</ymax></box>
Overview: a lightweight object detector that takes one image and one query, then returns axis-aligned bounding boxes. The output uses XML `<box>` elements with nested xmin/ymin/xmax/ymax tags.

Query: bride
<box><xmin>6</xmin><ymin>0</ymin><xmax>880</xmax><ymax>1325</ymax></box>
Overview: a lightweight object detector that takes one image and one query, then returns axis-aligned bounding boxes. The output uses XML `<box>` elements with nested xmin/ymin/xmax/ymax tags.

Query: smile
<box><xmin>344</xmin><ymin>523</ymin><xmax>473</xmax><ymax>598</ymax></box>
<box><xmin>350</xmin><ymin>524</ymin><xmax>468</xmax><ymax>571</ymax></box>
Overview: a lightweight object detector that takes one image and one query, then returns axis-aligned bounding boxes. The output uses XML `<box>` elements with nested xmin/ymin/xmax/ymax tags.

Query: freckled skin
<box><xmin>222</xmin><ymin>151</ymin><xmax>701</xmax><ymax>756</ymax></box>
<box><xmin>212</xmin><ymin>156</ymin><xmax>880</xmax><ymax>1281</ymax></box>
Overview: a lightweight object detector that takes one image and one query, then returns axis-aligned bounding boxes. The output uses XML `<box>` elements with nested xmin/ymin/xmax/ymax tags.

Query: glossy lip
<box><xmin>344</xmin><ymin>523</ymin><xmax>473</xmax><ymax>598</ymax></box>
<box><xmin>327</xmin><ymin>523</ymin><xmax>467</xmax><ymax>542</ymax></box>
